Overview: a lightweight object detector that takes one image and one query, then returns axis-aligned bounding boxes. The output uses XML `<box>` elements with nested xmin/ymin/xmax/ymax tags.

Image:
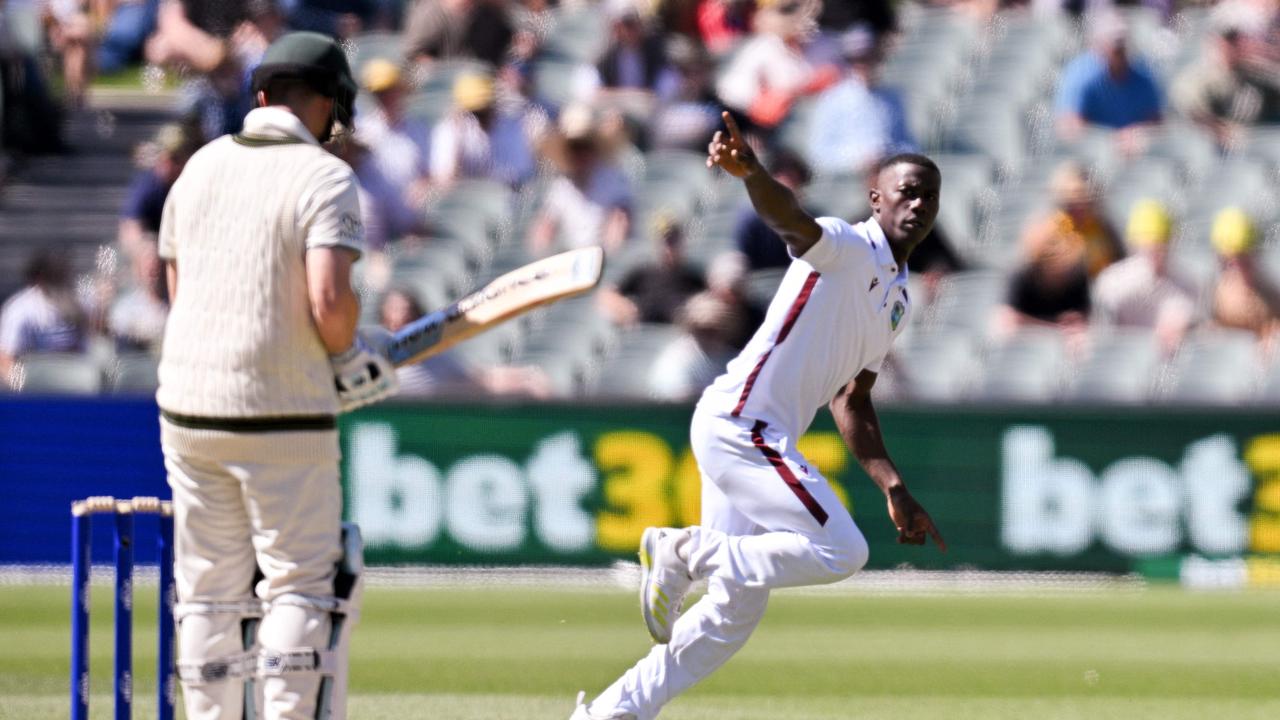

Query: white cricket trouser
<box><xmin>591</xmin><ymin>407</ymin><xmax>869</xmax><ymax>719</ymax></box>
<box><xmin>162</xmin><ymin>419</ymin><xmax>343</xmax><ymax>720</ymax></box>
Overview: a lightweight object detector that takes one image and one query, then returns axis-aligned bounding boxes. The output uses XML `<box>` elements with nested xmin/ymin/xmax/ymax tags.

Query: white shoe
<box><xmin>638</xmin><ymin>527</ymin><xmax>693</xmax><ymax>644</ymax></box>
<box><xmin>570</xmin><ymin>691</ymin><xmax>637</xmax><ymax>720</ymax></box>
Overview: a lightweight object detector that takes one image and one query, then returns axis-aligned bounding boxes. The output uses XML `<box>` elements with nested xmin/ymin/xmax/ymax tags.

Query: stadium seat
<box><xmin>744</xmin><ymin>268</ymin><xmax>788</xmax><ymax>308</ymax></box>
<box><xmin>347</xmin><ymin>32</ymin><xmax>403</xmax><ymax>76</ymax></box>
<box><xmin>921</xmin><ymin>270</ymin><xmax>1006</xmax><ymax>334</ymax></box>
<box><xmin>1161</xmin><ymin>329</ymin><xmax>1261</xmax><ymax>404</ymax></box>
<box><xmin>588</xmin><ymin>324</ymin><xmax>684</xmax><ymax>398</ymax></box>
<box><xmin>108</xmin><ymin>354</ymin><xmax>159</xmax><ymax>395</ymax></box>
<box><xmin>977</xmin><ymin>327</ymin><xmax>1068</xmax><ymax>402</ymax></box>
<box><xmin>12</xmin><ymin>354</ymin><xmax>102</xmax><ymax>394</ymax></box>
<box><xmin>541</xmin><ymin>7</ymin><xmax>609</xmax><ymax>64</ymax></box>
<box><xmin>892</xmin><ymin>331</ymin><xmax>978</xmax><ymax>402</ymax></box>
<box><xmin>1067</xmin><ymin>328</ymin><xmax>1161</xmax><ymax>403</ymax></box>
<box><xmin>1102</xmin><ymin>156</ymin><xmax>1179</xmax><ymax>224</ymax></box>
<box><xmin>531</xmin><ymin>59</ymin><xmax>582</xmax><ymax>110</ymax></box>
<box><xmin>1145</xmin><ymin>122</ymin><xmax>1219</xmax><ymax>182</ymax></box>
<box><xmin>804</xmin><ymin>174</ymin><xmax>869</xmax><ymax>222</ymax></box>
<box><xmin>932</xmin><ymin>153</ymin><xmax>994</xmax><ymax>250</ymax></box>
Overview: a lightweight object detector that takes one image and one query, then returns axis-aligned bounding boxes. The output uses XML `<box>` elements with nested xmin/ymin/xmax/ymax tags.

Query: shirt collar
<box><xmin>864</xmin><ymin>217</ymin><xmax>905</xmax><ymax>278</ymax></box>
<box><xmin>239</xmin><ymin>107</ymin><xmax>320</xmax><ymax>146</ymax></box>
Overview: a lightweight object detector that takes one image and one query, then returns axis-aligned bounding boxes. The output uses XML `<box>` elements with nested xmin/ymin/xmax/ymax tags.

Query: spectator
<box><xmin>734</xmin><ymin>150</ymin><xmax>811</xmax><ymax>269</ymax></box>
<box><xmin>287</xmin><ymin>0</ymin><xmax>375</xmax><ymax>38</ymax></box>
<box><xmin>1209</xmin><ymin>206</ymin><xmax>1280</xmax><ymax>342</ymax></box>
<box><xmin>994</xmin><ymin>163</ymin><xmax>1116</xmax><ymax>341</ymax></box>
<box><xmin>98</xmin><ymin>0</ymin><xmax>162</xmax><ymax>75</ymax></box>
<box><xmin>817</xmin><ymin>0</ymin><xmax>896</xmax><ymax>37</ymax></box>
<box><xmin>696</xmin><ymin>0</ymin><xmax>754</xmax><ymax>57</ymax></box>
<box><xmin>181</xmin><ymin>54</ymin><xmax>252</xmax><ymax>139</ymax></box>
<box><xmin>1172</xmin><ymin>7</ymin><xmax>1280</xmax><ymax>152</ymax></box>
<box><xmin>380</xmin><ymin>288</ymin><xmax>551</xmax><ymax>397</ymax></box>
<box><xmin>404</xmin><ymin>0</ymin><xmax>514</xmax><ymax>67</ymax></box>
<box><xmin>145</xmin><ymin>0</ymin><xmax>248</xmax><ymax>73</ymax></box>
<box><xmin>649</xmin><ymin>35</ymin><xmax>721</xmax><ymax>151</ymax></box>
<box><xmin>0</xmin><ymin>3</ymin><xmax>66</xmax><ymax>154</ymax></box>
<box><xmin>648</xmin><ymin>291</ymin><xmax>743</xmax><ymax>400</ymax></box>
<box><xmin>430</xmin><ymin>72</ymin><xmax>537</xmax><ymax>186</ymax></box>
<box><xmin>108</xmin><ymin>240</ymin><xmax>169</xmax><ymax>353</ymax></box>
<box><xmin>0</xmin><ymin>250</ymin><xmax>88</xmax><ymax>385</ymax></box>
<box><xmin>528</xmin><ymin>104</ymin><xmax>633</xmax><ymax>255</ymax></box>
<box><xmin>1093</xmin><ymin>199</ymin><xmax>1197</xmax><ymax>355</ymax></box>
<box><xmin>1021</xmin><ymin>161</ymin><xmax>1124</xmax><ymax>280</ymax></box>
<box><xmin>994</xmin><ymin>241</ymin><xmax>1092</xmax><ymax>343</ymax></box>
<box><xmin>587</xmin><ymin>0</ymin><xmax>670</xmax><ymax>97</ymax></box>
<box><xmin>704</xmin><ymin>250</ymin><xmax>765</xmax><ymax>349</ymax></box>
<box><xmin>355</xmin><ymin>59</ymin><xmax>433</xmax><ymax>208</ymax></box>
<box><xmin>1055</xmin><ymin>11</ymin><xmax>1162</xmax><ymax>151</ymax></box>
<box><xmin>43</xmin><ymin>0</ymin><xmax>95</xmax><ymax>107</ymax></box>
<box><xmin>808</xmin><ymin>26</ymin><xmax>915</xmax><ymax>175</ymax></box>
<box><xmin>229</xmin><ymin>0</ymin><xmax>286</xmax><ymax>70</ymax></box>
<box><xmin>599</xmin><ymin>217</ymin><xmax>706</xmax><ymax>326</ymax></box>
<box><xmin>715</xmin><ymin>0</ymin><xmax>839</xmax><ymax>130</ymax></box>
<box><xmin>119</xmin><ymin>123</ymin><xmax>201</xmax><ymax>260</ymax></box>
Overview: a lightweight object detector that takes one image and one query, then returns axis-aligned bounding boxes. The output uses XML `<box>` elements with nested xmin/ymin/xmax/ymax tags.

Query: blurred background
<box><xmin>2</xmin><ymin>0</ymin><xmax>1280</xmax><ymax>586</ymax></box>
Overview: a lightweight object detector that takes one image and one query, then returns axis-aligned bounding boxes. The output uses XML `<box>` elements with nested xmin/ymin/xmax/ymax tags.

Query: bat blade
<box><xmin>387</xmin><ymin>246</ymin><xmax>605</xmax><ymax>367</ymax></box>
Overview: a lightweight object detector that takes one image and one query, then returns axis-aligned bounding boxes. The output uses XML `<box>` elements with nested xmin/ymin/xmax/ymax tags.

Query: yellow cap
<box><xmin>1211</xmin><ymin>206</ymin><xmax>1257</xmax><ymax>256</ymax></box>
<box><xmin>361</xmin><ymin>59</ymin><xmax>402</xmax><ymax>94</ymax></box>
<box><xmin>1126</xmin><ymin>199</ymin><xmax>1172</xmax><ymax>247</ymax></box>
<box><xmin>453</xmin><ymin>73</ymin><xmax>495</xmax><ymax>112</ymax></box>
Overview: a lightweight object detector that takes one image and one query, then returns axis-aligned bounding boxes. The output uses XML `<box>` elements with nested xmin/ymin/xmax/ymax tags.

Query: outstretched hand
<box><xmin>886</xmin><ymin>485</ymin><xmax>947</xmax><ymax>552</ymax></box>
<box><xmin>706</xmin><ymin>111</ymin><xmax>759</xmax><ymax>179</ymax></box>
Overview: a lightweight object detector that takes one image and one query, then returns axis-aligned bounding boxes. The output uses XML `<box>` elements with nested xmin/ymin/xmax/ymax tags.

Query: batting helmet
<box><xmin>251</xmin><ymin>32</ymin><xmax>357</xmax><ymax>140</ymax></box>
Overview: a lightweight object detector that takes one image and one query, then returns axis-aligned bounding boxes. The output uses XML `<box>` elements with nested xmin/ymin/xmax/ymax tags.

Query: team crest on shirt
<box><xmin>339</xmin><ymin>213</ymin><xmax>362</xmax><ymax>243</ymax></box>
<box><xmin>889</xmin><ymin>300</ymin><xmax>905</xmax><ymax>331</ymax></box>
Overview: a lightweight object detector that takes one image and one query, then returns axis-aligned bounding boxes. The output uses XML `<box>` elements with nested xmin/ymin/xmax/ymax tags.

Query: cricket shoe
<box><xmin>638</xmin><ymin>526</ymin><xmax>693</xmax><ymax>644</ymax></box>
<box><xmin>569</xmin><ymin>691</ymin><xmax>637</xmax><ymax>720</ymax></box>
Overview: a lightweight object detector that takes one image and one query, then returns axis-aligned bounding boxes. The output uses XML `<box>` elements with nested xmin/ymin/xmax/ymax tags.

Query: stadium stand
<box><xmin>5</xmin><ymin>0</ymin><xmax>1280</xmax><ymax>405</ymax></box>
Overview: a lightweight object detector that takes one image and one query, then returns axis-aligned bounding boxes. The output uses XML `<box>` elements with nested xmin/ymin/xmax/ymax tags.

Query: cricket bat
<box><xmin>386</xmin><ymin>246</ymin><xmax>605</xmax><ymax>367</ymax></box>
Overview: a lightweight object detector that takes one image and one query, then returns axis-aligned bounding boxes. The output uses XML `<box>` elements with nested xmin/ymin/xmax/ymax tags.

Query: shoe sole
<box><xmin>638</xmin><ymin>527</ymin><xmax>671</xmax><ymax>644</ymax></box>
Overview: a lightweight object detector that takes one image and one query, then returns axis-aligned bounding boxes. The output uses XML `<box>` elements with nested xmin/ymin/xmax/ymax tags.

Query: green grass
<box><xmin>3</xmin><ymin>583</ymin><xmax>1280</xmax><ymax>719</ymax></box>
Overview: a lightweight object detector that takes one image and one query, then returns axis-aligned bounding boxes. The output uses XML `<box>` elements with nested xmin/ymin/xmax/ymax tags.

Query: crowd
<box><xmin>3</xmin><ymin>0</ymin><xmax>1280</xmax><ymax>401</ymax></box>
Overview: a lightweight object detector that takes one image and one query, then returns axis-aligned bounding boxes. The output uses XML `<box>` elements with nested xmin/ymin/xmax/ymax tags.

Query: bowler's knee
<box><xmin>820</xmin><ymin>526</ymin><xmax>869</xmax><ymax>581</ymax></box>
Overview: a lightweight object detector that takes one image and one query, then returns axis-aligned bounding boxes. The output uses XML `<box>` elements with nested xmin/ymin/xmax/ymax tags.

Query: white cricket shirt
<box><xmin>699</xmin><ymin>216</ymin><xmax>910</xmax><ymax>440</ymax></box>
<box><xmin>157</xmin><ymin>107</ymin><xmax>364</xmax><ymax>419</ymax></box>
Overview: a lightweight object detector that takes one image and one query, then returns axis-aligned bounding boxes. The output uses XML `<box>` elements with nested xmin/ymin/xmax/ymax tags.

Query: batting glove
<box><xmin>331</xmin><ymin>329</ymin><xmax>399</xmax><ymax>413</ymax></box>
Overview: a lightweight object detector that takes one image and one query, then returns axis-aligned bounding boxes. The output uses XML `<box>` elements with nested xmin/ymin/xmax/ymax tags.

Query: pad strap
<box><xmin>175</xmin><ymin>599</ymin><xmax>265</xmax><ymax>622</ymax></box>
<box><xmin>177</xmin><ymin>652</ymin><xmax>258</xmax><ymax>685</ymax></box>
<box><xmin>257</xmin><ymin>648</ymin><xmax>338</xmax><ymax>676</ymax></box>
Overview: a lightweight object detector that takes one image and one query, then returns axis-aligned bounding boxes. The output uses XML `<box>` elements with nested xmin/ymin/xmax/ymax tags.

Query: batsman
<box><xmin>156</xmin><ymin>32</ymin><xmax>398</xmax><ymax>719</ymax></box>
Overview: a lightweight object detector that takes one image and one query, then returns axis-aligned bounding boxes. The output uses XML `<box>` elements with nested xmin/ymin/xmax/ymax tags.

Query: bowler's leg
<box><xmin>590</xmin><ymin>478</ymin><xmax>770</xmax><ymax>720</ymax></box>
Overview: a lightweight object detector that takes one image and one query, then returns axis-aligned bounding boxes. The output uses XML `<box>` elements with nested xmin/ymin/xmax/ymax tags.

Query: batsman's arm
<box><xmin>707</xmin><ymin>111</ymin><xmax>822</xmax><ymax>257</ymax></box>
<box><xmin>305</xmin><ymin>247</ymin><xmax>361</xmax><ymax>354</ymax></box>
<box><xmin>830</xmin><ymin>370</ymin><xmax>947</xmax><ymax>551</ymax></box>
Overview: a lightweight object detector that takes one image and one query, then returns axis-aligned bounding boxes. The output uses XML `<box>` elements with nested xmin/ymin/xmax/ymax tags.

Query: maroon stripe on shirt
<box><xmin>731</xmin><ymin>271</ymin><xmax>820</xmax><ymax>417</ymax></box>
<box><xmin>750</xmin><ymin>420</ymin><xmax>828</xmax><ymax>526</ymax></box>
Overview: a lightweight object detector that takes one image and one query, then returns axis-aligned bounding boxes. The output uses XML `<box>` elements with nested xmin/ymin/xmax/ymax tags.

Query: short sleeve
<box><xmin>798</xmin><ymin>216</ymin><xmax>866</xmax><ymax>273</ymax></box>
<box><xmin>861</xmin><ymin>351</ymin><xmax>886</xmax><ymax>376</ymax></box>
<box><xmin>299</xmin><ymin>162</ymin><xmax>364</xmax><ymax>256</ymax></box>
<box><xmin>1054</xmin><ymin>56</ymin><xmax>1089</xmax><ymax>116</ymax></box>
<box><xmin>157</xmin><ymin>176</ymin><xmax>182</xmax><ymax>261</ymax></box>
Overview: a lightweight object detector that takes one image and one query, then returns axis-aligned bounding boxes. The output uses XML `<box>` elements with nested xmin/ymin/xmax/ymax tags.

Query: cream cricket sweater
<box><xmin>157</xmin><ymin>107</ymin><xmax>364</xmax><ymax>419</ymax></box>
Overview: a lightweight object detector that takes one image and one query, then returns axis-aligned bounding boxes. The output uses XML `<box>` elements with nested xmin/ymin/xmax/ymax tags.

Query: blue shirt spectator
<box><xmin>1055</xmin><ymin>13</ymin><xmax>1162</xmax><ymax>134</ymax></box>
<box><xmin>808</xmin><ymin>27</ymin><xmax>914</xmax><ymax>175</ymax></box>
<box><xmin>122</xmin><ymin>170</ymin><xmax>170</xmax><ymax>235</ymax></box>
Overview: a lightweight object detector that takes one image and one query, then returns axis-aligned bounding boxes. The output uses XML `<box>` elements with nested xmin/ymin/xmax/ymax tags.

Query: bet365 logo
<box><xmin>1001</xmin><ymin>426</ymin><xmax>1251</xmax><ymax>557</ymax></box>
